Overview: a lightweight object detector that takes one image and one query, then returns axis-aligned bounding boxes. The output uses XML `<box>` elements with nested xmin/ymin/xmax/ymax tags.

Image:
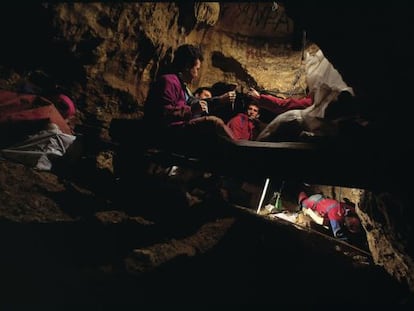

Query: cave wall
<box><xmin>43</xmin><ymin>2</ymin><xmax>307</xmax><ymax>132</ymax></box>
<box><xmin>1</xmin><ymin>1</ymin><xmax>414</xmax><ymax>293</ymax></box>
<box><xmin>284</xmin><ymin>0</ymin><xmax>414</xmax><ymax>291</ymax></box>
<box><xmin>312</xmin><ymin>184</ymin><xmax>414</xmax><ymax>292</ymax></box>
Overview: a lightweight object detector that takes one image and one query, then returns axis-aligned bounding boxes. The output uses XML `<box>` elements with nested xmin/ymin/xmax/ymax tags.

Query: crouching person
<box><xmin>298</xmin><ymin>191</ymin><xmax>362</xmax><ymax>241</ymax></box>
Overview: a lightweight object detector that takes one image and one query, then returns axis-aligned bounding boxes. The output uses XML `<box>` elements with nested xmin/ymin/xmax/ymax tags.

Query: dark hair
<box><xmin>172</xmin><ymin>44</ymin><xmax>204</xmax><ymax>73</ymax></box>
<box><xmin>194</xmin><ymin>86</ymin><xmax>212</xmax><ymax>96</ymax></box>
<box><xmin>247</xmin><ymin>102</ymin><xmax>259</xmax><ymax>110</ymax></box>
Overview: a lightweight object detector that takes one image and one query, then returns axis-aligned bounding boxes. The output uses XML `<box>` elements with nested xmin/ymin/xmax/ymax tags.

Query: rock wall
<box><xmin>1</xmin><ymin>1</ymin><xmax>413</xmax><ymax>294</ymax></box>
<box><xmin>46</xmin><ymin>2</ymin><xmax>306</xmax><ymax>129</ymax></box>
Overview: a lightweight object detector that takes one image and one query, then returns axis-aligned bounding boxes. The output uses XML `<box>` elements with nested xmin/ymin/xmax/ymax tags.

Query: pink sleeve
<box><xmin>158</xmin><ymin>76</ymin><xmax>192</xmax><ymax>123</ymax></box>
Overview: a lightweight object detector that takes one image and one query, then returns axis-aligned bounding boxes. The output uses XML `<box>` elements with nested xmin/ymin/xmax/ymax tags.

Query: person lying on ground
<box><xmin>298</xmin><ymin>191</ymin><xmax>362</xmax><ymax>241</ymax></box>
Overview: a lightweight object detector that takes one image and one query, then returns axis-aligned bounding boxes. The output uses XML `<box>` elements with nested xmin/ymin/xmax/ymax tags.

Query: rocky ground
<box><xmin>1</xmin><ymin>154</ymin><xmax>413</xmax><ymax>307</ymax></box>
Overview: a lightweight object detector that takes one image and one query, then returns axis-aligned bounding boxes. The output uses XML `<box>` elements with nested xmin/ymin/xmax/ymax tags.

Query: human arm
<box><xmin>215</xmin><ymin>91</ymin><xmax>236</xmax><ymax>105</ymax></box>
<box><xmin>206</xmin><ymin>91</ymin><xmax>237</xmax><ymax>115</ymax></box>
<box><xmin>187</xmin><ymin>96</ymin><xmax>209</xmax><ymax>118</ymax></box>
<box><xmin>247</xmin><ymin>88</ymin><xmax>313</xmax><ymax>114</ymax></box>
<box><xmin>157</xmin><ymin>76</ymin><xmax>193</xmax><ymax>124</ymax></box>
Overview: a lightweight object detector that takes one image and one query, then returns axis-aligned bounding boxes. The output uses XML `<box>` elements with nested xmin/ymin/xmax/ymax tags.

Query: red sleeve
<box><xmin>259</xmin><ymin>94</ymin><xmax>313</xmax><ymax>114</ymax></box>
<box><xmin>288</xmin><ymin>95</ymin><xmax>313</xmax><ymax>109</ymax></box>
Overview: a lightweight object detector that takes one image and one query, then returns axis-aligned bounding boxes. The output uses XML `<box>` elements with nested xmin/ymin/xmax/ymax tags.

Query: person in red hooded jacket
<box><xmin>144</xmin><ymin>44</ymin><xmax>235</xmax><ymax>143</ymax></box>
<box><xmin>227</xmin><ymin>102</ymin><xmax>264</xmax><ymax>140</ymax></box>
<box><xmin>298</xmin><ymin>191</ymin><xmax>362</xmax><ymax>240</ymax></box>
<box><xmin>246</xmin><ymin>87</ymin><xmax>313</xmax><ymax>115</ymax></box>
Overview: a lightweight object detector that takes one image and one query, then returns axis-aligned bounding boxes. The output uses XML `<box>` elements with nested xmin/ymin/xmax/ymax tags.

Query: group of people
<box><xmin>144</xmin><ymin>44</ymin><xmax>237</xmax><ymax>151</ymax></box>
<box><xmin>298</xmin><ymin>191</ymin><xmax>362</xmax><ymax>241</ymax></box>
<box><xmin>193</xmin><ymin>85</ymin><xmax>264</xmax><ymax>140</ymax></box>
<box><xmin>142</xmin><ymin>43</ymin><xmax>365</xmax><ymax>241</ymax></box>
<box><xmin>143</xmin><ymin>43</ymin><xmax>314</xmax><ymax>144</ymax></box>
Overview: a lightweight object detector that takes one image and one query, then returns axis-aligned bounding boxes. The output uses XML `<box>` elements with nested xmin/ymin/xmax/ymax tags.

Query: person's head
<box><xmin>172</xmin><ymin>44</ymin><xmax>204</xmax><ymax>84</ymax></box>
<box><xmin>194</xmin><ymin>87</ymin><xmax>212</xmax><ymax>99</ymax></box>
<box><xmin>344</xmin><ymin>215</ymin><xmax>362</xmax><ymax>234</ymax></box>
<box><xmin>341</xmin><ymin>202</ymin><xmax>362</xmax><ymax>234</ymax></box>
<box><xmin>246</xmin><ymin>103</ymin><xmax>260</xmax><ymax>120</ymax></box>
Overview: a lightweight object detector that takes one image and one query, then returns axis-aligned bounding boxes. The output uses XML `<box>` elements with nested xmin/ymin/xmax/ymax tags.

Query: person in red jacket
<box><xmin>298</xmin><ymin>191</ymin><xmax>362</xmax><ymax>240</ymax></box>
<box><xmin>227</xmin><ymin>102</ymin><xmax>262</xmax><ymax>140</ymax></box>
<box><xmin>246</xmin><ymin>87</ymin><xmax>313</xmax><ymax>115</ymax></box>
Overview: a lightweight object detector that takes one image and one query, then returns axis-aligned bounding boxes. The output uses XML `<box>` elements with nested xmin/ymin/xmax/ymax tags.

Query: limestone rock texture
<box><xmin>45</xmin><ymin>3</ymin><xmax>304</xmax><ymax>129</ymax></box>
<box><xmin>1</xmin><ymin>2</ymin><xmax>414</xmax><ymax>303</ymax></box>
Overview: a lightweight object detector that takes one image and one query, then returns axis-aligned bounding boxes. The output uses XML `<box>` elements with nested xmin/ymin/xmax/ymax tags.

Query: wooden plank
<box><xmin>110</xmin><ymin>118</ymin><xmax>401</xmax><ymax>191</ymax></box>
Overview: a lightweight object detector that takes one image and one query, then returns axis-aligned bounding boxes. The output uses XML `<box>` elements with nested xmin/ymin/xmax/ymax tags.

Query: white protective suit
<box><xmin>256</xmin><ymin>49</ymin><xmax>354</xmax><ymax>141</ymax></box>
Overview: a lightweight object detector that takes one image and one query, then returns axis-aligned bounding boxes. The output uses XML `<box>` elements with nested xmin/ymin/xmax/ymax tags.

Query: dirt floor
<box><xmin>0</xmin><ymin>157</ymin><xmax>412</xmax><ymax>306</ymax></box>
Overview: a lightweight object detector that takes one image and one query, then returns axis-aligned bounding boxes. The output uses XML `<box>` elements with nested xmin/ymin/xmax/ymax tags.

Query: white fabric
<box><xmin>257</xmin><ymin>49</ymin><xmax>354</xmax><ymax>141</ymax></box>
<box><xmin>256</xmin><ymin>109</ymin><xmax>303</xmax><ymax>141</ymax></box>
<box><xmin>1</xmin><ymin>124</ymin><xmax>76</xmax><ymax>170</ymax></box>
<box><xmin>304</xmin><ymin>49</ymin><xmax>354</xmax><ymax>118</ymax></box>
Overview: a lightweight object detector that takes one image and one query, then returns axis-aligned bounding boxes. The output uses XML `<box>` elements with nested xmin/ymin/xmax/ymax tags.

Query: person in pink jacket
<box><xmin>144</xmin><ymin>44</ymin><xmax>235</xmax><ymax>141</ymax></box>
<box><xmin>246</xmin><ymin>87</ymin><xmax>313</xmax><ymax>115</ymax></box>
<box><xmin>298</xmin><ymin>191</ymin><xmax>362</xmax><ymax>240</ymax></box>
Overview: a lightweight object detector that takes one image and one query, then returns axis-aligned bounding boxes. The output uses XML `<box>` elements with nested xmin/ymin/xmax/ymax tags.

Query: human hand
<box><xmin>229</xmin><ymin>91</ymin><xmax>236</xmax><ymax>105</ymax></box>
<box><xmin>199</xmin><ymin>100</ymin><xmax>209</xmax><ymax>114</ymax></box>
<box><xmin>191</xmin><ymin>99</ymin><xmax>208</xmax><ymax>116</ymax></box>
<box><xmin>247</xmin><ymin>88</ymin><xmax>260</xmax><ymax>101</ymax></box>
<box><xmin>219</xmin><ymin>91</ymin><xmax>236</xmax><ymax>105</ymax></box>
